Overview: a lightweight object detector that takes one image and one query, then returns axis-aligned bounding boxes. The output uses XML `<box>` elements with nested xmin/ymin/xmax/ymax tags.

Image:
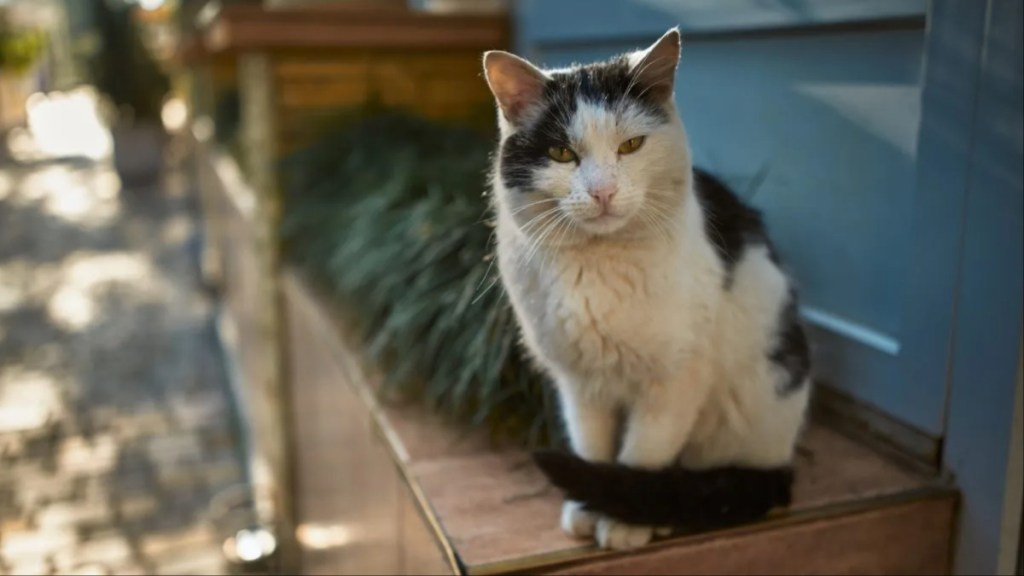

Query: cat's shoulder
<box><xmin>692</xmin><ymin>168</ymin><xmax>778</xmax><ymax>282</ymax></box>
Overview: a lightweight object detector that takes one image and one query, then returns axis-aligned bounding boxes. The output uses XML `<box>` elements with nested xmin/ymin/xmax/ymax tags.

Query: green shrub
<box><xmin>281</xmin><ymin>109</ymin><xmax>563</xmax><ymax>448</ymax></box>
<box><xmin>0</xmin><ymin>27</ymin><xmax>47</xmax><ymax>75</ymax></box>
<box><xmin>90</xmin><ymin>0</ymin><xmax>168</xmax><ymax>123</ymax></box>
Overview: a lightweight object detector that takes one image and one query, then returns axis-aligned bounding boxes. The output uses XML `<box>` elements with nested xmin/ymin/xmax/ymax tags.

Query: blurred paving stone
<box><xmin>0</xmin><ymin>132</ymin><xmax>248</xmax><ymax>574</ymax></box>
<box><xmin>65</xmin><ymin>564</ymin><xmax>110</xmax><ymax>575</ymax></box>
<box><xmin>12</xmin><ymin>473</ymin><xmax>76</xmax><ymax>510</ymax></box>
<box><xmin>53</xmin><ymin>534</ymin><xmax>132</xmax><ymax>571</ymax></box>
<box><xmin>106</xmin><ymin>472</ymin><xmax>156</xmax><ymax>500</ymax></box>
<box><xmin>197</xmin><ymin>428</ymin><xmax>237</xmax><ymax>456</ymax></box>
<box><xmin>116</xmin><ymin>494</ymin><xmax>159</xmax><ymax>523</ymax></box>
<box><xmin>147</xmin><ymin>433</ymin><xmax>203</xmax><ymax>466</ymax></box>
<box><xmin>35</xmin><ymin>501</ymin><xmax>113</xmax><ymax>529</ymax></box>
<box><xmin>0</xmin><ymin>528</ymin><xmax>77</xmax><ymax>561</ymax></box>
<box><xmin>57</xmin><ymin>436</ymin><xmax>118</xmax><ymax>476</ymax></box>
<box><xmin>140</xmin><ymin>524</ymin><xmax>217</xmax><ymax>558</ymax></box>
<box><xmin>109</xmin><ymin>564</ymin><xmax>146</xmax><ymax>575</ymax></box>
<box><xmin>1</xmin><ymin>518</ymin><xmax>30</xmax><ymax>533</ymax></box>
<box><xmin>6</xmin><ymin>557</ymin><xmax>54</xmax><ymax>575</ymax></box>
<box><xmin>201</xmin><ymin>458</ymin><xmax>244</xmax><ymax>489</ymax></box>
<box><xmin>171</xmin><ymin>399</ymin><xmax>228</xmax><ymax>431</ymax></box>
<box><xmin>152</xmin><ymin>547</ymin><xmax>225</xmax><ymax>576</ymax></box>
<box><xmin>109</xmin><ymin>408</ymin><xmax>172</xmax><ymax>441</ymax></box>
<box><xmin>0</xmin><ymin>369</ymin><xmax>63</xmax><ymax>435</ymax></box>
<box><xmin>156</xmin><ymin>465</ymin><xmax>208</xmax><ymax>491</ymax></box>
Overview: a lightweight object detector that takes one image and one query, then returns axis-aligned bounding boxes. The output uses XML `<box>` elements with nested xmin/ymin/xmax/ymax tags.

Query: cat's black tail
<box><xmin>533</xmin><ymin>450</ymin><xmax>793</xmax><ymax>529</ymax></box>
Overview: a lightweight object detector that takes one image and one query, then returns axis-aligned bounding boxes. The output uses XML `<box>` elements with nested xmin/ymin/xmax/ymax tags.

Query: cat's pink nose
<box><xmin>589</xmin><ymin>186</ymin><xmax>617</xmax><ymax>210</ymax></box>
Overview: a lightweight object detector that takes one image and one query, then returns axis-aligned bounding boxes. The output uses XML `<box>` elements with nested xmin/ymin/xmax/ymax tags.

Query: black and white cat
<box><xmin>482</xmin><ymin>28</ymin><xmax>812</xmax><ymax>550</ymax></box>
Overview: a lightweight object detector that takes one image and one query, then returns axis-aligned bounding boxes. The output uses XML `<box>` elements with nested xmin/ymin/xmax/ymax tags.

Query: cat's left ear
<box><xmin>630</xmin><ymin>27</ymin><xmax>681</xmax><ymax>103</ymax></box>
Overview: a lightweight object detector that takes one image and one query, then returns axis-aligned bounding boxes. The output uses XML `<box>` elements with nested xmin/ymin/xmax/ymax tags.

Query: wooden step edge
<box><xmin>478</xmin><ymin>487</ymin><xmax>957</xmax><ymax>575</ymax></box>
<box><xmin>281</xmin><ymin>268</ymin><xmax>958</xmax><ymax>575</ymax></box>
<box><xmin>282</xmin><ymin>269</ymin><xmax>464</xmax><ymax>575</ymax></box>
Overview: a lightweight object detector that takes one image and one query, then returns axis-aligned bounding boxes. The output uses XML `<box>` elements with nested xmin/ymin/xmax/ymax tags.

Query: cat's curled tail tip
<box><xmin>532</xmin><ymin>449</ymin><xmax>579</xmax><ymax>487</ymax></box>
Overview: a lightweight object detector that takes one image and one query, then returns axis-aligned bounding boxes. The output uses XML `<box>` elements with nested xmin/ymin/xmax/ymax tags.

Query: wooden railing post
<box><xmin>187</xmin><ymin>4</ymin><xmax>508</xmax><ymax>572</ymax></box>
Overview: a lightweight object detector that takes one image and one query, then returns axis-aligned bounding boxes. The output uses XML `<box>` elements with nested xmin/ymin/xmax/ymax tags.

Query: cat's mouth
<box><xmin>578</xmin><ymin>211</ymin><xmax>628</xmax><ymax>233</ymax></box>
<box><xmin>586</xmin><ymin>213</ymin><xmax>621</xmax><ymax>224</ymax></box>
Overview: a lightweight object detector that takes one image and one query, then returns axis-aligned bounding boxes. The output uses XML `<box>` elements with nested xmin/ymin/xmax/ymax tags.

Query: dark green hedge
<box><xmin>280</xmin><ymin>109</ymin><xmax>563</xmax><ymax>448</ymax></box>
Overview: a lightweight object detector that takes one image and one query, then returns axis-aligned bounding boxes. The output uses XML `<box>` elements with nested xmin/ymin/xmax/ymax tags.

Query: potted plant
<box><xmin>91</xmin><ymin>0</ymin><xmax>169</xmax><ymax>188</ymax></box>
<box><xmin>0</xmin><ymin>23</ymin><xmax>47</xmax><ymax>130</ymax></box>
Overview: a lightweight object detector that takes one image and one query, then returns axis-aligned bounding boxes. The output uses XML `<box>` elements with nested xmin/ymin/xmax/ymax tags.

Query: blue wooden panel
<box><xmin>941</xmin><ymin>0</ymin><xmax>1024</xmax><ymax>573</ymax></box>
<box><xmin>899</xmin><ymin>0</ymin><xmax>989</xmax><ymax>444</ymax></box>
<box><xmin>513</xmin><ymin>0</ymin><xmax>1024</xmax><ymax>571</ymax></box>
<box><xmin>526</xmin><ymin>25</ymin><xmax>941</xmax><ymax>433</ymax></box>
<box><xmin>515</xmin><ymin>0</ymin><xmax>927</xmax><ymax>50</ymax></box>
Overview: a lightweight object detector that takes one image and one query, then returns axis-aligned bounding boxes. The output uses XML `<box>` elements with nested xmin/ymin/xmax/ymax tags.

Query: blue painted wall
<box><xmin>514</xmin><ymin>0</ymin><xmax>946</xmax><ymax>435</ymax></box>
<box><xmin>512</xmin><ymin>1</ymin><xmax>1023</xmax><ymax>572</ymax></box>
<box><xmin>940</xmin><ymin>1</ymin><xmax>1023</xmax><ymax>573</ymax></box>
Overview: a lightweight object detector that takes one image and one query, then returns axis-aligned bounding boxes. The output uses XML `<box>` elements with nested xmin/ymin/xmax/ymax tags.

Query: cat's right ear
<box><xmin>483</xmin><ymin>51</ymin><xmax>549</xmax><ymax>126</ymax></box>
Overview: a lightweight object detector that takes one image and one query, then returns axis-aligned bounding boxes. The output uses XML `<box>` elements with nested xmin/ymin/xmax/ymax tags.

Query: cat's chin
<box><xmin>577</xmin><ymin>213</ymin><xmax>630</xmax><ymax>236</ymax></box>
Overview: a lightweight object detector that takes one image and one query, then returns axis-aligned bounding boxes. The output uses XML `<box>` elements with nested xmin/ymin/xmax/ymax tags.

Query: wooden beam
<box><xmin>201</xmin><ymin>3</ymin><xmax>507</xmax><ymax>54</ymax></box>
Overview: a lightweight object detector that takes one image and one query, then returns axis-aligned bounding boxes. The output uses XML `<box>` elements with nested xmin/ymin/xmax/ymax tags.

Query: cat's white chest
<box><xmin>506</xmin><ymin>241</ymin><xmax>710</xmax><ymax>396</ymax></box>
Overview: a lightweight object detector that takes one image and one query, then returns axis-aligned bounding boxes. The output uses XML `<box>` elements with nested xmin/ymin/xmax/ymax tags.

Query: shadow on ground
<box><xmin>0</xmin><ymin>119</ymin><xmax>249</xmax><ymax>575</ymax></box>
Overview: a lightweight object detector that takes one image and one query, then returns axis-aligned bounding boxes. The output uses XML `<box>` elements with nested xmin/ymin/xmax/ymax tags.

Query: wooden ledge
<box><xmin>200</xmin><ymin>3</ymin><xmax>508</xmax><ymax>54</ymax></box>
<box><xmin>281</xmin><ymin>269</ymin><xmax>957</xmax><ymax>574</ymax></box>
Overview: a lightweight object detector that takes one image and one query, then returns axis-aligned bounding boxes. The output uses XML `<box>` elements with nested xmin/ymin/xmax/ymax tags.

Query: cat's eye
<box><xmin>547</xmin><ymin>146</ymin><xmax>577</xmax><ymax>163</ymax></box>
<box><xmin>618</xmin><ymin>136</ymin><xmax>646</xmax><ymax>155</ymax></box>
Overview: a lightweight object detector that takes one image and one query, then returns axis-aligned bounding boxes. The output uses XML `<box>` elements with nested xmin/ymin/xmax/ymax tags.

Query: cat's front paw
<box><xmin>595</xmin><ymin>517</ymin><xmax>653</xmax><ymax>550</ymax></box>
<box><xmin>561</xmin><ymin>500</ymin><xmax>599</xmax><ymax>538</ymax></box>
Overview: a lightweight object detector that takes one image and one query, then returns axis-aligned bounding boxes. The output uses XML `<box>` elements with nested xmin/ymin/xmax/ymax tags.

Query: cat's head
<box><xmin>483</xmin><ymin>28</ymin><xmax>691</xmax><ymax>241</ymax></box>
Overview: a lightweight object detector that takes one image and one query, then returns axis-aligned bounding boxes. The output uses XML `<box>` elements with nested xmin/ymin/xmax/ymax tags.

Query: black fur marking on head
<box><xmin>533</xmin><ymin>450</ymin><xmax>793</xmax><ymax>529</ymax></box>
<box><xmin>771</xmin><ymin>289</ymin><xmax>811</xmax><ymax>396</ymax></box>
<box><xmin>693</xmin><ymin>168</ymin><xmax>779</xmax><ymax>287</ymax></box>
<box><xmin>499</xmin><ymin>57</ymin><xmax>671</xmax><ymax>193</ymax></box>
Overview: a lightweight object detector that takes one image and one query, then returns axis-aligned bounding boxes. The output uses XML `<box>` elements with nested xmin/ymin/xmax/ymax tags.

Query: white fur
<box><xmin>487</xmin><ymin>34</ymin><xmax>809</xmax><ymax>551</ymax></box>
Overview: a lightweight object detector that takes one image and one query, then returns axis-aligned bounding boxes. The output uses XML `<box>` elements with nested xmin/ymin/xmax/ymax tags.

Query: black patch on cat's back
<box><xmin>499</xmin><ymin>57</ymin><xmax>670</xmax><ymax>193</ymax></box>
<box><xmin>693</xmin><ymin>168</ymin><xmax>776</xmax><ymax>286</ymax></box>
<box><xmin>693</xmin><ymin>169</ymin><xmax>810</xmax><ymax>395</ymax></box>
<box><xmin>771</xmin><ymin>289</ymin><xmax>811</xmax><ymax>396</ymax></box>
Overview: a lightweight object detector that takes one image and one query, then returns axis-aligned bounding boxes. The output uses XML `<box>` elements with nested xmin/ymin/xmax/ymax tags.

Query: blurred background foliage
<box><xmin>0</xmin><ymin>26</ymin><xmax>47</xmax><ymax>75</ymax></box>
<box><xmin>89</xmin><ymin>0</ymin><xmax>170</xmax><ymax>123</ymax></box>
<box><xmin>281</xmin><ymin>106</ymin><xmax>564</xmax><ymax>448</ymax></box>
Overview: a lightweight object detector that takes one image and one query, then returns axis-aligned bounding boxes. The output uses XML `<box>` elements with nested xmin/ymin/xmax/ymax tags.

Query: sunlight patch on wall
<box><xmin>794</xmin><ymin>82</ymin><xmax>921</xmax><ymax>158</ymax></box>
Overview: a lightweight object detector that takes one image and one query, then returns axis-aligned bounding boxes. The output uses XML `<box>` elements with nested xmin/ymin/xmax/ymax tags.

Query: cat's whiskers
<box><xmin>643</xmin><ymin>195</ymin><xmax>683</xmax><ymax>223</ymax></box>
<box><xmin>470</xmin><ymin>268</ymin><xmax>505</xmax><ymax>305</ymax></box>
<box><xmin>520</xmin><ymin>211</ymin><xmax>571</xmax><ymax>271</ymax></box>
<box><xmin>638</xmin><ymin>209</ymin><xmax>670</xmax><ymax>245</ymax></box>
<box><xmin>509</xmin><ymin>197</ymin><xmax>559</xmax><ymax>217</ymax></box>
<box><xmin>518</xmin><ymin>205</ymin><xmax>562</xmax><ymax>236</ymax></box>
<box><xmin>538</xmin><ymin>211</ymin><xmax>578</xmax><ymax>273</ymax></box>
<box><xmin>640</xmin><ymin>197</ymin><xmax>683</xmax><ymax>243</ymax></box>
<box><xmin>526</xmin><ymin>212</ymin><xmax>569</xmax><ymax>266</ymax></box>
<box><xmin>647</xmin><ymin>190</ymin><xmax>727</xmax><ymax>250</ymax></box>
<box><xmin>472</xmin><ymin>231</ymin><xmax>501</xmax><ymax>303</ymax></box>
<box><xmin>532</xmin><ymin>211</ymin><xmax>573</xmax><ymax>272</ymax></box>
<box><xmin>514</xmin><ymin>209</ymin><xmax>560</xmax><ymax>270</ymax></box>
<box><xmin>635</xmin><ymin>200</ymin><xmax>668</xmax><ymax>240</ymax></box>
